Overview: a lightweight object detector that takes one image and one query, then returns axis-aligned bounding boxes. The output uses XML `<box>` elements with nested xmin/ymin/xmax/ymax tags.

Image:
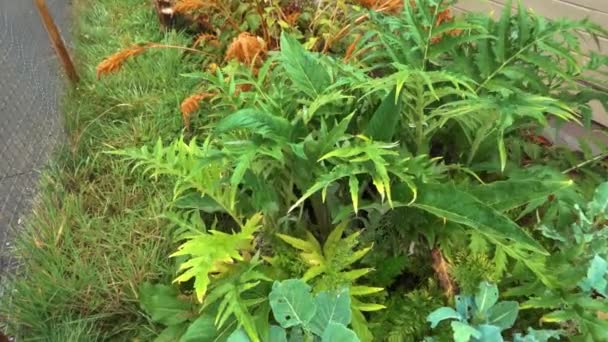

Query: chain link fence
<box><xmin>0</xmin><ymin>0</ymin><xmax>69</xmax><ymax>280</ymax></box>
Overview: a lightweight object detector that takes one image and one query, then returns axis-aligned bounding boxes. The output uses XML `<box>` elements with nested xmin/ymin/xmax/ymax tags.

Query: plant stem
<box><xmin>415</xmin><ymin>79</ymin><xmax>429</xmax><ymax>155</ymax></box>
<box><xmin>562</xmin><ymin>151</ymin><xmax>608</xmax><ymax>174</ymax></box>
<box><xmin>311</xmin><ymin>193</ymin><xmax>330</xmax><ymax>238</ymax></box>
<box><xmin>422</xmin><ymin>2</ymin><xmax>441</xmax><ymax>71</ymax></box>
<box><xmin>148</xmin><ymin>43</ymin><xmax>214</xmax><ymax>56</ymax></box>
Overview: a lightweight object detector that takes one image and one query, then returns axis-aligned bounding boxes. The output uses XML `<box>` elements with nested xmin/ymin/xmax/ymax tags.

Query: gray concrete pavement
<box><xmin>0</xmin><ymin>0</ymin><xmax>70</xmax><ymax>275</ymax></box>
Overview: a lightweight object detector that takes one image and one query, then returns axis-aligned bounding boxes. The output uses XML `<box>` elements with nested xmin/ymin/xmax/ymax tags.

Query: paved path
<box><xmin>0</xmin><ymin>0</ymin><xmax>69</xmax><ymax>274</ymax></box>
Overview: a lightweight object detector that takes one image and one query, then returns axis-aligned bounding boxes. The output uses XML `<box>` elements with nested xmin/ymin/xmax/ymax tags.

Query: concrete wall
<box><xmin>454</xmin><ymin>0</ymin><xmax>608</xmax><ymax>127</ymax></box>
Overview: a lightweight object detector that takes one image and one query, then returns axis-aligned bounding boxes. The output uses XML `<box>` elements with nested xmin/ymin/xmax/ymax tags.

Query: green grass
<box><xmin>0</xmin><ymin>0</ymin><xmax>206</xmax><ymax>339</ymax></box>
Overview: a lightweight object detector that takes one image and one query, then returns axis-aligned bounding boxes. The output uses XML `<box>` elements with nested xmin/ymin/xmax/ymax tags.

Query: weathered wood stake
<box><xmin>34</xmin><ymin>0</ymin><xmax>79</xmax><ymax>84</ymax></box>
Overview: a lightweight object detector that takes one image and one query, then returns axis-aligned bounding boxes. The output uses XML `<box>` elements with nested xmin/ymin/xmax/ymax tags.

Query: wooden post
<box><xmin>34</xmin><ymin>0</ymin><xmax>79</xmax><ymax>84</ymax></box>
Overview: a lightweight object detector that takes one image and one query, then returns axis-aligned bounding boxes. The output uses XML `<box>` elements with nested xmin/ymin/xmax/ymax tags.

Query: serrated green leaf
<box><xmin>494</xmin><ymin>0</ymin><xmax>512</xmax><ymax>63</ymax></box>
<box><xmin>304</xmin><ymin>91</ymin><xmax>351</xmax><ymax>124</ymax></box>
<box><xmin>277</xmin><ymin>234</ymin><xmax>319</xmax><ymax>254</ymax></box>
<box><xmin>411</xmin><ymin>183</ymin><xmax>548</xmax><ymax>255</ymax></box>
<box><xmin>280</xmin><ymin>33</ymin><xmax>331</xmax><ymax>98</ymax></box>
<box><xmin>365</xmin><ymin>88</ymin><xmax>402</xmax><ymax>142</ymax></box>
<box><xmin>589</xmin><ymin>182</ymin><xmax>608</xmax><ymax>218</ymax></box>
<box><xmin>468</xmin><ymin>179</ymin><xmax>573</xmax><ymax>212</ymax></box>
<box><xmin>171</xmin><ymin>214</ymin><xmax>261</xmax><ymax>302</ymax></box>
<box><xmin>579</xmin><ymin>255</ymin><xmax>608</xmax><ymax>296</ymax></box>
<box><xmin>216</xmin><ymin>109</ymin><xmax>292</xmax><ymax>140</ymax></box>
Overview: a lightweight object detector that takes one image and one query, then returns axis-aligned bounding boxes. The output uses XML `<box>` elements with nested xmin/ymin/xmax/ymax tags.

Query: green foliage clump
<box><xmin>267</xmin><ymin>279</ymin><xmax>359</xmax><ymax>341</ymax></box>
<box><xmin>427</xmin><ymin>282</ymin><xmax>561</xmax><ymax>342</ymax></box>
<box><xmin>371</xmin><ymin>287</ymin><xmax>447</xmax><ymax>342</ymax></box>
<box><xmin>451</xmin><ymin>252</ymin><xmax>499</xmax><ymax>295</ymax></box>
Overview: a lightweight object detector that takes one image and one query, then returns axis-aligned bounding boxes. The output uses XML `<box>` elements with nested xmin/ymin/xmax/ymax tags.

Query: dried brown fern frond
<box><xmin>234</xmin><ymin>83</ymin><xmax>253</xmax><ymax>97</ymax></box>
<box><xmin>193</xmin><ymin>33</ymin><xmax>220</xmax><ymax>48</ymax></box>
<box><xmin>225</xmin><ymin>32</ymin><xmax>267</xmax><ymax>66</ymax></box>
<box><xmin>281</xmin><ymin>2</ymin><xmax>302</xmax><ymax>27</ymax></box>
<box><xmin>355</xmin><ymin>0</ymin><xmax>376</xmax><ymax>8</ymax></box>
<box><xmin>430</xmin><ymin>8</ymin><xmax>462</xmax><ymax>44</ymax></box>
<box><xmin>180</xmin><ymin>92</ymin><xmax>216</xmax><ymax>129</ymax></box>
<box><xmin>343</xmin><ymin>34</ymin><xmax>362</xmax><ymax>63</ymax></box>
<box><xmin>356</xmin><ymin>0</ymin><xmax>403</xmax><ymax>13</ymax></box>
<box><xmin>96</xmin><ymin>45</ymin><xmax>148</xmax><ymax>79</ymax></box>
<box><xmin>431</xmin><ymin>248</ymin><xmax>457</xmax><ymax>298</ymax></box>
<box><xmin>173</xmin><ymin>0</ymin><xmax>215</xmax><ymax>14</ymax></box>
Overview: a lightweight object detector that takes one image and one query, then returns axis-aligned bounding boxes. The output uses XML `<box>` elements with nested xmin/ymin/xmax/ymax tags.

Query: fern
<box><xmin>360</xmin><ymin>0</ymin><xmax>606</xmax><ymax>168</ymax></box>
<box><xmin>276</xmin><ymin>222</ymin><xmax>385</xmax><ymax>341</ymax></box>
<box><xmin>291</xmin><ymin>135</ymin><xmax>431</xmax><ymax>213</ymax></box>
<box><xmin>451</xmin><ymin>252</ymin><xmax>499</xmax><ymax>295</ymax></box>
<box><xmin>113</xmin><ymin>137</ymin><xmax>237</xmax><ymax>214</ymax></box>
<box><xmin>279</xmin><ymin>32</ymin><xmax>332</xmax><ymax>98</ymax></box>
<box><xmin>371</xmin><ymin>287</ymin><xmax>447</xmax><ymax>342</ymax></box>
<box><xmin>171</xmin><ymin>213</ymin><xmax>263</xmax><ymax>302</ymax></box>
<box><xmin>202</xmin><ymin>254</ymin><xmax>271</xmax><ymax>342</ymax></box>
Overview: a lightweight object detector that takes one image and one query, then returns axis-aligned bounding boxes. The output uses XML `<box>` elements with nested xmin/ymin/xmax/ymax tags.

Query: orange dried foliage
<box><xmin>96</xmin><ymin>45</ymin><xmax>147</xmax><ymax>79</ymax></box>
<box><xmin>356</xmin><ymin>0</ymin><xmax>403</xmax><ymax>13</ymax></box>
<box><xmin>344</xmin><ymin>34</ymin><xmax>362</xmax><ymax>63</ymax></box>
<box><xmin>435</xmin><ymin>8</ymin><xmax>454</xmax><ymax>25</ymax></box>
<box><xmin>180</xmin><ymin>92</ymin><xmax>216</xmax><ymax>129</ymax></box>
<box><xmin>430</xmin><ymin>9</ymin><xmax>463</xmax><ymax>44</ymax></box>
<box><xmin>193</xmin><ymin>33</ymin><xmax>220</xmax><ymax>48</ymax></box>
<box><xmin>225</xmin><ymin>32</ymin><xmax>267</xmax><ymax>66</ymax></box>
<box><xmin>431</xmin><ymin>248</ymin><xmax>457</xmax><ymax>298</ymax></box>
<box><xmin>285</xmin><ymin>11</ymin><xmax>301</xmax><ymax>26</ymax></box>
<box><xmin>173</xmin><ymin>0</ymin><xmax>214</xmax><ymax>13</ymax></box>
<box><xmin>282</xmin><ymin>3</ymin><xmax>302</xmax><ymax>27</ymax></box>
<box><xmin>234</xmin><ymin>83</ymin><xmax>253</xmax><ymax>97</ymax></box>
<box><xmin>522</xmin><ymin>129</ymin><xmax>553</xmax><ymax>147</ymax></box>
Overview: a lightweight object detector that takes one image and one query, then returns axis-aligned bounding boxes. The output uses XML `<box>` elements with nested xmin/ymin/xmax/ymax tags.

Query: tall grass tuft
<box><xmin>0</xmin><ymin>0</ymin><xmax>206</xmax><ymax>339</ymax></box>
